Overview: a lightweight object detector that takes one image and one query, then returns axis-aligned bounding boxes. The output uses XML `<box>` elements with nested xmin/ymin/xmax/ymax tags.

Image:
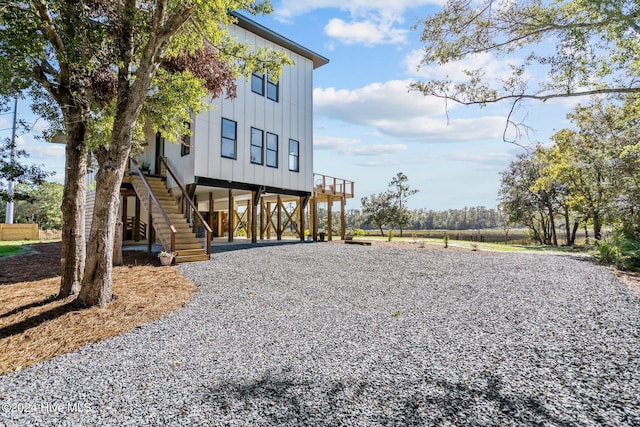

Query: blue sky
<box><xmin>0</xmin><ymin>1</ymin><xmax>581</xmax><ymax>211</ymax></box>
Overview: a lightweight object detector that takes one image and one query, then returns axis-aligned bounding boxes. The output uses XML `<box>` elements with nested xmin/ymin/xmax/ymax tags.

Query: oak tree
<box><xmin>1</xmin><ymin>1</ymin><xmax>290</xmax><ymax>306</ymax></box>
<box><xmin>411</xmin><ymin>0</ymin><xmax>640</xmax><ymax>138</ymax></box>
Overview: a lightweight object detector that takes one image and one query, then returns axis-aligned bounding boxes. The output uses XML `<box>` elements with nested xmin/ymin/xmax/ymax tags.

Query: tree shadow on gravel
<box><xmin>200</xmin><ymin>370</ymin><xmax>579</xmax><ymax>425</ymax></box>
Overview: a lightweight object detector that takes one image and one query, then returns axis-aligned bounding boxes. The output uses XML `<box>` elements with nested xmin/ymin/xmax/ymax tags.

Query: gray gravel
<box><xmin>1</xmin><ymin>243</ymin><xmax>639</xmax><ymax>426</ymax></box>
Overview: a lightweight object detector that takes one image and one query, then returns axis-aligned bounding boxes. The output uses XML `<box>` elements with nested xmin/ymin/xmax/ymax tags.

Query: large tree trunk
<box><xmin>77</xmin><ymin>149</ymin><xmax>129</xmax><ymax>307</ymax></box>
<box><xmin>77</xmin><ymin>86</ymin><xmax>142</xmax><ymax>307</ymax></box>
<box><xmin>548</xmin><ymin>204</ymin><xmax>558</xmax><ymax>246</ymax></box>
<box><xmin>593</xmin><ymin>213</ymin><xmax>602</xmax><ymax>241</ymax></box>
<box><xmin>563</xmin><ymin>207</ymin><xmax>572</xmax><ymax>246</ymax></box>
<box><xmin>570</xmin><ymin>221</ymin><xmax>579</xmax><ymax>246</ymax></box>
<box><xmin>58</xmin><ymin>119</ymin><xmax>88</xmax><ymax>297</ymax></box>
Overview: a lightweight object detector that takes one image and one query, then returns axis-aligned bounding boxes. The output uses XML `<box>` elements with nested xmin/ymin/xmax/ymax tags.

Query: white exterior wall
<box><xmin>182</xmin><ymin>24</ymin><xmax>315</xmax><ymax>193</ymax></box>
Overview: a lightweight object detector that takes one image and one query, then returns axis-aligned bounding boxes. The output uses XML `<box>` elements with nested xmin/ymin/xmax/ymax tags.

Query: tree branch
<box><xmin>30</xmin><ymin>0</ymin><xmax>65</xmax><ymax>55</ymax></box>
<box><xmin>421</xmin><ymin>86</ymin><xmax>640</xmax><ymax>105</ymax></box>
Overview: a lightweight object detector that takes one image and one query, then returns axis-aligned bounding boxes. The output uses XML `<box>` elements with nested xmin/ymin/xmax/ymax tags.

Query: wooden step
<box><xmin>132</xmin><ymin>174</ymin><xmax>209</xmax><ymax>264</ymax></box>
<box><xmin>174</xmin><ymin>248</ymin><xmax>209</xmax><ymax>263</ymax></box>
<box><xmin>174</xmin><ymin>243</ymin><xmax>204</xmax><ymax>250</ymax></box>
<box><xmin>175</xmin><ymin>254</ymin><xmax>210</xmax><ymax>263</ymax></box>
<box><xmin>157</xmin><ymin>226</ymin><xmax>195</xmax><ymax>234</ymax></box>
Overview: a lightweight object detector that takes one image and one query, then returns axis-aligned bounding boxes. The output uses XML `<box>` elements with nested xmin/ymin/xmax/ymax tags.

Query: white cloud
<box><xmin>315</xmin><ymin>135</ymin><xmax>407</xmax><ymax>156</ymax></box>
<box><xmin>14</xmin><ymin>134</ymin><xmax>65</xmax><ymax>159</ymax></box>
<box><xmin>324</xmin><ymin>19</ymin><xmax>408</xmax><ymax>46</ymax></box>
<box><xmin>315</xmin><ymin>80</ymin><xmax>448</xmax><ymax>121</ymax></box>
<box><xmin>274</xmin><ymin>0</ymin><xmax>443</xmax><ymax>46</ymax></box>
<box><xmin>274</xmin><ymin>0</ymin><xmax>443</xmax><ymax>21</ymax></box>
<box><xmin>404</xmin><ymin>49</ymin><xmax>522</xmax><ymax>82</ymax></box>
<box><xmin>26</xmin><ymin>142</ymin><xmax>65</xmax><ymax>159</ymax></box>
<box><xmin>374</xmin><ymin>116</ymin><xmax>506</xmax><ymax>142</ymax></box>
<box><xmin>314</xmin><ymin>80</ymin><xmax>506</xmax><ymax>142</ymax></box>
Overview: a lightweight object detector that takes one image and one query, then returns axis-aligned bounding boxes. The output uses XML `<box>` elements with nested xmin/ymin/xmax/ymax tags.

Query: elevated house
<box><xmin>84</xmin><ymin>12</ymin><xmax>354</xmax><ymax>263</ymax></box>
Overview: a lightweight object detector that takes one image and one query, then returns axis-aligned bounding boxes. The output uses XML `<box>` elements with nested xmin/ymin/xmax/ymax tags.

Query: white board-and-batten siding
<box><xmin>165</xmin><ymin>23</ymin><xmax>315</xmax><ymax>194</ymax></box>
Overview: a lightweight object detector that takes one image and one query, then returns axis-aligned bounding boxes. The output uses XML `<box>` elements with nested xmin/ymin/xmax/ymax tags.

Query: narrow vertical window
<box><xmin>221</xmin><ymin>118</ymin><xmax>237</xmax><ymax>159</ymax></box>
<box><xmin>266</xmin><ymin>133</ymin><xmax>278</xmax><ymax>168</ymax></box>
<box><xmin>250</xmin><ymin>127</ymin><xmax>264</xmax><ymax>165</ymax></box>
<box><xmin>289</xmin><ymin>139</ymin><xmax>299</xmax><ymax>172</ymax></box>
<box><xmin>181</xmin><ymin>121</ymin><xmax>191</xmax><ymax>156</ymax></box>
<box><xmin>251</xmin><ymin>73</ymin><xmax>264</xmax><ymax>95</ymax></box>
<box><xmin>266</xmin><ymin>75</ymin><xmax>279</xmax><ymax>102</ymax></box>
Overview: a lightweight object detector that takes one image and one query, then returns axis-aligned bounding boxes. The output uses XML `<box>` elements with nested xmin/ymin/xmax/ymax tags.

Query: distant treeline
<box><xmin>339</xmin><ymin>206</ymin><xmax>507</xmax><ymax>232</ymax></box>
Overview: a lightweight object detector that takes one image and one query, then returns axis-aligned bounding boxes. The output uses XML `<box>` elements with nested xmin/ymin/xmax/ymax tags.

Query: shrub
<box><xmin>353</xmin><ymin>228</ymin><xmax>366</xmax><ymax>237</ymax></box>
<box><xmin>595</xmin><ymin>230</ymin><xmax>640</xmax><ymax>270</ymax></box>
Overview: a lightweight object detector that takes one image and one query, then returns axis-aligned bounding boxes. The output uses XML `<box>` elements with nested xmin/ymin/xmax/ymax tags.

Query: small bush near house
<box><xmin>595</xmin><ymin>229</ymin><xmax>640</xmax><ymax>270</ymax></box>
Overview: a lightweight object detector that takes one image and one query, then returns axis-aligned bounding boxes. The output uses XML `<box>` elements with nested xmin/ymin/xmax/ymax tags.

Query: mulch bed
<box><xmin>0</xmin><ymin>241</ymin><xmax>196</xmax><ymax>375</ymax></box>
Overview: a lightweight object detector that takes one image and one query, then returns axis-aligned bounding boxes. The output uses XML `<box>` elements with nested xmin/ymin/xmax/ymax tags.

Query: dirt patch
<box><xmin>609</xmin><ymin>268</ymin><xmax>640</xmax><ymax>298</ymax></box>
<box><xmin>0</xmin><ymin>242</ymin><xmax>196</xmax><ymax>375</ymax></box>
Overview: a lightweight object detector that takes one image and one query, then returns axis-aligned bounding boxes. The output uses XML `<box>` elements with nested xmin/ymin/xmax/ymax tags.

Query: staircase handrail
<box><xmin>159</xmin><ymin>157</ymin><xmax>212</xmax><ymax>256</ymax></box>
<box><xmin>130</xmin><ymin>160</ymin><xmax>177</xmax><ymax>253</ymax></box>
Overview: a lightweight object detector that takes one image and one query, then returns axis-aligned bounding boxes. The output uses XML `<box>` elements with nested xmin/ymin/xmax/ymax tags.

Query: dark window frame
<box><xmin>181</xmin><ymin>122</ymin><xmax>191</xmax><ymax>157</ymax></box>
<box><xmin>221</xmin><ymin>118</ymin><xmax>237</xmax><ymax>160</ymax></box>
<box><xmin>266</xmin><ymin>132</ymin><xmax>278</xmax><ymax>168</ymax></box>
<box><xmin>289</xmin><ymin>139</ymin><xmax>299</xmax><ymax>172</ymax></box>
<box><xmin>266</xmin><ymin>75</ymin><xmax>279</xmax><ymax>102</ymax></box>
<box><xmin>251</xmin><ymin>73</ymin><xmax>264</xmax><ymax>96</ymax></box>
<box><xmin>250</xmin><ymin>127</ymin><xmax>264</xmax><ymax>165</ymax></box>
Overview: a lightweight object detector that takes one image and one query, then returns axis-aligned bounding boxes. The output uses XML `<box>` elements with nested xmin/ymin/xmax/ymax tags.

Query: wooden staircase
<box><xmin>130</xmin><ymin>174</ymin><xmax>209</xmax><ymax>263</ymax></box>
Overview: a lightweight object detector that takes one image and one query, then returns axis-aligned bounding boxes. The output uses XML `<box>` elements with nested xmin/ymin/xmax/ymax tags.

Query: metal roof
<box><xmin>231</xmin><ymin>11</ymin><xmax>329</xmax><ymax>70</ymax></box>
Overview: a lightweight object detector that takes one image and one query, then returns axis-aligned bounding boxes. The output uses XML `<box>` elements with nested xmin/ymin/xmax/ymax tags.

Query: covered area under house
<box><xmin>118</xmin><ymin>158</ymin><xmax>354</xmax><ymax>262</ymax></box>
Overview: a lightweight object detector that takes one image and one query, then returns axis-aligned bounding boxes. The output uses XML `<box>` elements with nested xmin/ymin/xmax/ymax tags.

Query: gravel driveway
<box><xmin>1</xmin><ymin>243</ymin><xmax>638</xmax><ymax>426</ymax></box>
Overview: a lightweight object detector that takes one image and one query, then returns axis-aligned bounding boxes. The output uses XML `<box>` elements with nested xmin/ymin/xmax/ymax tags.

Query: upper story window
<box><xmin>251</xmin><ymin>73</ymin><xmax>264</xmax><ymax>96</ymax></box>
<box><xmin>181</xmin><ymin>122</ymin><xmax>191</xmax><ymax>157</ymax></box>
<box><xmin>289</xmin><ymin>139</ymin><xmax>299</xmax><ymax>172</ymax></box>
<box><xmin>251</xmin><ymin>72</ymin><xmax>279</xmax><ymax>102</ymax></box>
<box><xmin>250</xmin><ymin>127</ymin><xmax>264</xmax><ymax>165</ymax></box>
<box><xmin>266</xmin><ymin>75</ymin><xmax>279</xmax><ymax>102</ymax></box>
<box><xmin>221</xmin><ymin>118</ymin><xmax>237</xmax><ymax>159</ymax></box>
<box><xmin>266</xmin><ymin>133</ymin><xmax>278</xmax><ymax>168</ymax></box>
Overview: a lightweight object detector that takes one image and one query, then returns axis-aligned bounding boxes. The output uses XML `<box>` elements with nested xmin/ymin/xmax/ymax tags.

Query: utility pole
<box><xmin>5</xmin><ymin>97</ymin><xmax>18</xmax><ymax>224</ymax></box>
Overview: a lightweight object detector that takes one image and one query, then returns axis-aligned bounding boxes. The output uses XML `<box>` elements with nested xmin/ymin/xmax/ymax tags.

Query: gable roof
<box><xmin>231</xmin><ymin>11</ymin><xmax>329</xmax><ymax>70</ymax></box>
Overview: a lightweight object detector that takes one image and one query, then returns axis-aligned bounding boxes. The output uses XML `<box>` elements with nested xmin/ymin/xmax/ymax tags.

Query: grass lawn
<box><xmin>0</xmin><ymin>241</ymin><xmax>38</xmax><ymax>257</ymax></box>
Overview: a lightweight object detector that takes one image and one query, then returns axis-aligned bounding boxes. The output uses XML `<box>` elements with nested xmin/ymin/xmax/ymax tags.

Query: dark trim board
<box><xmin>194</xmin><ymin>176</ymin><xmax>311</xmax><ymax>198</ymax></box>
<box><xmin>231</xmin><ymin>12</ymin><xmax>329</xmax><ymax>70</ymax></box>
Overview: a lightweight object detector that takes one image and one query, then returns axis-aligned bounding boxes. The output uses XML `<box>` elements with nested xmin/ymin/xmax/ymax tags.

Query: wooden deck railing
<box><xmin>313</xmin><ymin>173</ymin><xmax>355</xmax><ymax>198</ymax></box>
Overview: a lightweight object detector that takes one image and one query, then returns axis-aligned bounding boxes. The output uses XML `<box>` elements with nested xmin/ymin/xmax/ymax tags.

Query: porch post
<box><xmin>340</xmin><ymin>196</ymin><xmax>346</xmax><ymax>239</ymax></box>
<box><xmin>276</xmin><ymin>195</ymin><xmax>282</xmax><ymax>241</ymax></box>
<box><xmin>228</xmin><ymin>189</ymin><xmax>234</xmax><ymax>243</ymax></box>
<box><xmin>327</xmin><ymin>195</ymin><xmax>333</xmax><ymax>241</ymax></box>
<box><xmin>299</xmin><ymin>196</ymin><xmax>305</xmax><ymax>242</ymax></box>
<box><xmin>209</xmin><ymin>192</ymin><xmax>214</xmax><ymax>237</ymax></box>
<box><xmin>121</xmin><ymin>196</ymin><xmax>128</xmax><ymax>241</ymax></box>
<box><xmin>260</xmin><ymin>198</ymin><xmax>265</xmax><ymax>240</ymax></box>
<box><xmin>134</xmin><ymin>197</ymin><xmax>141</xmax><ymax>241</ymax></box>
<box><xmin>251</xmin><ymin>192</ymin><xmax>258</xmax><ymax>243</ymax></box>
